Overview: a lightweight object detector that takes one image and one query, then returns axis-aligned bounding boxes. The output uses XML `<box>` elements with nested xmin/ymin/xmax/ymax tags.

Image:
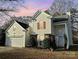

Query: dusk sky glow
<box><xmin>0</xmin><ymin>0</ymin><xmax>77</xmax><ymax>16</ymax></box>
<box><xmin>0</xmin><ymin>0</ymin><xmax>78</xmax><ymax>26</ymax></box>
<box><xmin>11</xmin><ymin>0</ymin><xmax>54</xmax><ymax>16</ymax></box>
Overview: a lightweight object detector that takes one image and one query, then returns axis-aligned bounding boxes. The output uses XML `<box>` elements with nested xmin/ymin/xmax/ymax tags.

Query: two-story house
<box><xmin>29</xmin><ymin>11</ymin><xmax>73</xmax><ymax>49</ymax></box>
<box><xmin>5</xmin><ymin>10</ymin><xmax>73</xmax><ymax>49</ymax></box>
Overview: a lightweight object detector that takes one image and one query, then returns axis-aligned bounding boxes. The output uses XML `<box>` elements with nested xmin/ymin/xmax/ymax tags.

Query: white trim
<box><xmin>65</xmin><ymin>23</ymin><xmax>70</xmax><ymax>49</ymax></box>
<box><xmin>5</xmin><ymin>20</ymin><xmax>26</xmax><ymax>32</ymax></box>
<box><xmin>5</xmin><ymin>20</ymin><xmax>15</xmax><ymax>32</ymax></box>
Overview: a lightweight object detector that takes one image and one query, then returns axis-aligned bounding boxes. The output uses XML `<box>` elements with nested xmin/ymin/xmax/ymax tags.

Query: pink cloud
<box><xmin>11</xmin><ymin>5</ymin><xmax>47</xmax><ymax>16</ymax></box>
<box><xmin>10</xmin><ymin>2</ymin><xmax>48</xmax><ymax>17</ymax></box>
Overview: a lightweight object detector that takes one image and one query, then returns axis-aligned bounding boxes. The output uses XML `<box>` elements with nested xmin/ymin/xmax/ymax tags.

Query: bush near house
<box><xmin>42</xmin><ymin>38</ymin><xmax>50</xmax><ymax>48</ymax></box>
<box><xmin>31</xmin><ymin>37</ymin><xmax>37</xmax><ymax>47</ymax></box>
<box><xmin>26</xmin><ymin>37</ymin><xmax>37</xmax><ymax>47</ymax></box>
<box><xmin>26</xmin><ymin>38</ymin><xmax>33</xmax><ymax>47</ymax></box>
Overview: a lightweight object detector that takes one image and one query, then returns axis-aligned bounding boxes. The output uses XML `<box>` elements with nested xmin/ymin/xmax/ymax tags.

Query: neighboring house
<box><xmin>4</xmin><ymin>10</ymin><xmax>73</xmax><ymax>49</ymax></box>
<box><xmin>29</xmin><ymin>11</ymin><xmax>73</xmax><ymax>49</ymax></box>
<box><xmin>5</xmin><ymin>20</ymin><xmax>29</xmax><ymax>47</ymax></box>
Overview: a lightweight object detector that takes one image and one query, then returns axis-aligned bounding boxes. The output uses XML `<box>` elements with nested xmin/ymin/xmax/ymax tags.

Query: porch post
<box><xmin>65</xmin><ymin>23</ymin><xmax>69</xmax><ymax>49</ymax></box>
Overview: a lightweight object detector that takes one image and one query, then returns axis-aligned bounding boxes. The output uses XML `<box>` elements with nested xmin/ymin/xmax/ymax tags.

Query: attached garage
<box><xmin>5</xmin><ymin>20</ymin><xmax>29</xmax><ymax>47</ymax></box>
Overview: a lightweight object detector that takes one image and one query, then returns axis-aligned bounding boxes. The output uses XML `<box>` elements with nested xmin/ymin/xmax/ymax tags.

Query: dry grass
<box><xmin>0</xmin><ymin>47</ymin><xmax>78</xmax><ymax>59</ymax></box>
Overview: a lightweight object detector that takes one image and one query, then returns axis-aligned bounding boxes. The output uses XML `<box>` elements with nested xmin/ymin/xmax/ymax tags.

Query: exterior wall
<box><xmin>29</xmin><ymin>21</ymin><xmax>36</xmax><ymax>35</ymax></box>
<box><xmin>6</xmin><ymin>21</ymin><xmax>26</xmax><ymax>47</ymax></box>
<box><xmin>35</xmin><ymin>12</ymin><xmax>52</xmax><ymax>35</ymax></box>
<box><xmin>25</xmin><ymin>27</ymin><xmax>33</xmax><ymax>46</ymax></box>
<box><xmin>29</xmin><ymin>12</ymin><xmax>53</xmax><ymax>41</ymax></box>
<box><xmin>51</xmin><ymin>20</ymin><xmax>55</xmax><ymax>35</ymax></box>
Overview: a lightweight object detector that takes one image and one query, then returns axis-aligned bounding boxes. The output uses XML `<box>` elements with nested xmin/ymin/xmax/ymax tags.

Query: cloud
<box><xmin>10</xmin><ymin>0</ymin><xmax>53</xmax><ymax>16</ymax></box>
<box><xmin>11</xmin><ymin>4</ymin><xmax>47</xmax><ymax>16</ymax></box>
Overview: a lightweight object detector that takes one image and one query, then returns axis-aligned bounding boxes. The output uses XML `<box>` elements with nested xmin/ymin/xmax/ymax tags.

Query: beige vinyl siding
<box><xmin>29</xmin><ymin>11</ymin><xmax>52</xmax><ymax>41</ymax></box>
<box><xmin>6</xmin><ymin>21</ymin><xmax>26</xmax><ymax>47</ymax></box>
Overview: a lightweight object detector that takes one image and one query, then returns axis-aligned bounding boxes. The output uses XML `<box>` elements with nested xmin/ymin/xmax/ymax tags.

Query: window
<box><xmin>43</xmin><ymin>21</ymin><xmax>46</xmax><ymax>29</ymax></box>
<box><xmin>37</xmin><ymin>22</ymin><xmax>40</xmax><ymax>29</ymax></box>
<box><xmin>37</xmin><ymin>21</ymin><xmax>46</xmax><ymax>30</ymax></box>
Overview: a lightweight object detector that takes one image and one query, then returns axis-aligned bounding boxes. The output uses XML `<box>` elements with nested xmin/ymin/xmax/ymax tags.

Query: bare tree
<box><xmin>47</xmin><ymin>0</ymin><xmax>78</xmax><ymax>44</ymax></box>
<box><xmin>48</xmin><ymin>0</ymin><xmax>77</xmax><ymax>15</ymax></box>
<box><xmin>70</xmin><ymin>8</ymin><xmax>78</xmax><ymax>43</ymax></box>
<box><xmin>0</xmin><ymin>0</ymin><xmax>27</xmax><ymax>29</ymax></box>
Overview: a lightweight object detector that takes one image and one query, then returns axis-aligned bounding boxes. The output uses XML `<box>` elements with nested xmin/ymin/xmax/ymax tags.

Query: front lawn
<box><xmin>0</xmin><ymin>47</ymin><xmax>77</xmax><ymax>59</ymax></box>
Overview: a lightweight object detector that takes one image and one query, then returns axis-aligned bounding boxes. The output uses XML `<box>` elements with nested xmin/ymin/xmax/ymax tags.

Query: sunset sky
<box><xmin>11</xmin><ymin>0</ymin><xmax>54</xmax><ymax>16</ymax></box>
<box><xmin>0</xmin><ymin>0</ymin><xmax>77</xmax><ymax>16</ymax></box>
<box><xmin>0</xmin><ymin>0</ymin><xmax>78</xmax><ymax>26</ymax></box>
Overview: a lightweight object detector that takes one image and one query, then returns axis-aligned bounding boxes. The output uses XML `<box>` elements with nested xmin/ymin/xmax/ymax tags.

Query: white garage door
<box><xmin>6</xmin><ymin>35</ymin><xmax>25</xmax><ymax>47</ymax></box>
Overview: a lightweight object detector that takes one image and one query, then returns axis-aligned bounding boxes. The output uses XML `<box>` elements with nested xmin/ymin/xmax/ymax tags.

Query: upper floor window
<box><xmin>37</xmin><ymin>21</ymin><xmax>46</xmax><ymax>30</ymax></box>
<box><xmin>43</xmin><ymin>21</ymin><xmax>46</xmax><ymax>29</ymax></box>
<box><xmin>37</xmin><ymin>22</ymin><xmax>40</xmax><ymax>29</ymax></box>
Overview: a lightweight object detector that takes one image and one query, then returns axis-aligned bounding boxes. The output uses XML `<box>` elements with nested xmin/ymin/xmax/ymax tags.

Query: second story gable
<box><xmin>29</xmin><ymin>11</ymin><xmax>53</xmax><ymax>35</ymax></box>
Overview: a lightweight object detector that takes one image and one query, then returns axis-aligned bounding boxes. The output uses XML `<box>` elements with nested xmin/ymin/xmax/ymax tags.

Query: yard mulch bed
<box><xmin>0</xmin><ymin>47</ymin><xmax>78</xmax><ymax>59</ymax></box>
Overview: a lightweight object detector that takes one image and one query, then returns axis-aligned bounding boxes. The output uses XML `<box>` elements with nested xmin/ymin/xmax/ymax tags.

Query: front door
<box><xmin>55</xmin><ymin>25</ymin><xmax>65</xmax><ymax>48</ymax></box>
<box><xmin>30</xmin><ymin>35</ymin><xmax>37</xmax><ymax>47</ymax></box>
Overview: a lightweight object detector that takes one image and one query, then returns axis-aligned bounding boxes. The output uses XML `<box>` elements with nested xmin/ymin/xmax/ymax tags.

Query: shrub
<box><xmin>26</xmin><ymin>37</ymin><xmax>37</xmax><ymax>47</ymax></box>
<box><xmin>31</xmin><ymin>37</ymin><xmax>37</xmax><ymax>47</ymax></box>
<box><xmin>26</xmin><ymin>38</ymin><xmax>33</xmax><ymax>47</ymax></box>
<box><xmin>42</xmin><ymin>38</ymin><xmax>50</xmax><ymax>48</ymax></box>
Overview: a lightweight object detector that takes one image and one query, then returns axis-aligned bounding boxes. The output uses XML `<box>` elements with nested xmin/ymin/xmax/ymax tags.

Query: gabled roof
<box><xmin>44</xmin><ymin>10</ymin><xmax>51</xmax><ymax>15</ymax></box>
<box><xmin>11</xmin><ymin>16</ymin><xmax>31</xmax><ymax>24</ymax></box>
<box><xmin>32</xmin><ymin>10</ymin><xmax>41</xmax><ymax>20</ymax></box>
<box><xmin>2</xmin><ymin>16</ymin><xmax>30</xmax><ymax>30</ymax></box>
<box><xmin>16</xmin><ymin>21</ymin><xmax>29</xmax><ymax>29</ymax></box>
<box><xmin>32</xmin><ymin>10</ymin><xmax>52</xmax><ymax>20</ymax></box>
<box><xmin>6</xmin><ymin>20</ymin><xmax>29</xmax><ymax>32</ymax></box>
